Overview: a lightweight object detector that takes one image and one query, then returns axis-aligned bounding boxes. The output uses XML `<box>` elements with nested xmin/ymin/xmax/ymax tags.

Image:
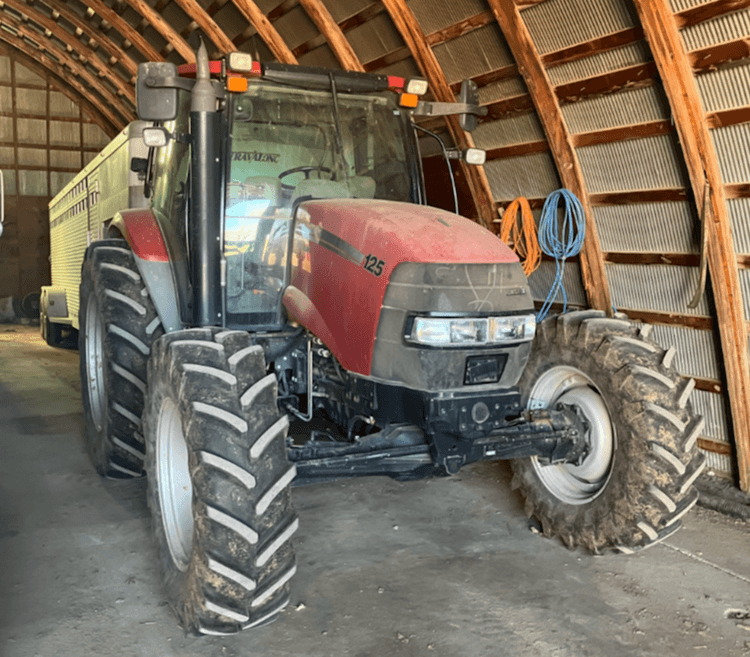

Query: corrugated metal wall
<box><xmin>0</xmin><ymin>48</ymin><xmax>110</xmax><ymax>301</ymax></box>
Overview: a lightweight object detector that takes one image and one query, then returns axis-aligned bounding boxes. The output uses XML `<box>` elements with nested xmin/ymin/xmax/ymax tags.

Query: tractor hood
<box><xmin>284</xmin><ymin>198</ymin><xmax>530</xmax><ymax>376</ymax></box>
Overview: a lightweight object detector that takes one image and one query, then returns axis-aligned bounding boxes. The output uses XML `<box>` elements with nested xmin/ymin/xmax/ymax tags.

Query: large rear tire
<box><xmin>79</xmin><ymin>240</ymin><xmax>163</xmax><ymax>478</ymax></box>
<box><xmin>512</xmin><ymin>310</ymin><xmax>706</xmax><ymax>553</ymax></box>
<box><xmin>144</xmin><ymin>328</ymin><xmax>298</xmax><ymax>636</ymax></box>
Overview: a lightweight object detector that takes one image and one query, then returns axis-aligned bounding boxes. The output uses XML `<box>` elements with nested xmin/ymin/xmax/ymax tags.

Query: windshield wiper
<box><xmin>328</xmin><ymin>72</ymin><xmax>350</xmax><ymax>183</ymax></box>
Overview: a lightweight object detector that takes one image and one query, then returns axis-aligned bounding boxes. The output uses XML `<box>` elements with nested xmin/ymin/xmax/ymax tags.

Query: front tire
<box><xmin>79</xmin><ymin>240</ymin><xmax>163</xmax><ymax>478</ymax></box>
<box><xmin>144</xmin><ymin>328</ymin><xmax>298</xmax><ymax>636</ymax></box>
<box><xmin>513</xmin><ymin>311</ymin><xmax>706</xmax><ymax>553</ymax></box>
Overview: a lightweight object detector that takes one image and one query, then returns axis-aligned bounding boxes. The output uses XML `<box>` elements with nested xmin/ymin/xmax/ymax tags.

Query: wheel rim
<box><xmin>84</xmin><ymin>295</ymin><xmax>106</xmax><ymax>431</ymax></box>
<box><xmin>156</xmin><ymin>397</ymin><xmax>194</xmax><ymax>571</ymax></box>
<box><xmin>528</xmin><ymin>365</ymin><xmax>615</xmax><ymax>505</ymax></box>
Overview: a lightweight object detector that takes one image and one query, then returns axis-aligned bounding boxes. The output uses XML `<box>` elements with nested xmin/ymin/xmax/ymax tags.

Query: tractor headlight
<box><xmin>407</xmin><ymin>315</ymin><xmax>536</xmax><ymax>347</ymax></box>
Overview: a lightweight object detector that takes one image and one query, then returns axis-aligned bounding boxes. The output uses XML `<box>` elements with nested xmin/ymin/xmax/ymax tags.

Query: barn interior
<box><xmin>1</xmin><ymin>1</ymin><xmax>750</xmax><ymax>655</ymax></box>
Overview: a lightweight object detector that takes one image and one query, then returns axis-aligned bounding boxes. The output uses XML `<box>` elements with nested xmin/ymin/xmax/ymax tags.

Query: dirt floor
<box><xmin>1</xmin><ymin>325</ymin><xmax>750</xmax><ymax>657</ymax></box>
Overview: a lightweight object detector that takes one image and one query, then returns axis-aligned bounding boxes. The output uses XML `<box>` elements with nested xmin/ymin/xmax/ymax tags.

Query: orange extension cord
<box><xmin>497</xmin><ymin>197</ymin><xmax>541</xmax><ymax>276</ymax></box>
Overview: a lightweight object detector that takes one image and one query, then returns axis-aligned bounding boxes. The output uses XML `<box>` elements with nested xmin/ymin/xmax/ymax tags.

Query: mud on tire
<box><xmin>144</xmin><ymin>328</ymin><xmax>298</xmax><ymax>636</ymax></box>
<box><xmin>512</xmin><ymin>310</ymin><xmax>706</xmax><ymax>553</ymax></box>
<box><xmin>79</xmin><ymin>239</ymin><xmax>163</xmax><ymax>478</ymax></box>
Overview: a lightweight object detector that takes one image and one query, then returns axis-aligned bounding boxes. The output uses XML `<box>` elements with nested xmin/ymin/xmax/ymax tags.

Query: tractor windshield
<box><xmin>223</xmin><ymin>84</ymin><xmax>414</xmax><ymax>328</ymax></box>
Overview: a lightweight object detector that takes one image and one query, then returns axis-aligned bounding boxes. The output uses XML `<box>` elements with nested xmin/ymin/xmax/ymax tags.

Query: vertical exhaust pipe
<box><xmin>189</xmin><ymin>41</ymin><xmax>222</xmax><ymax>326</ymax></box>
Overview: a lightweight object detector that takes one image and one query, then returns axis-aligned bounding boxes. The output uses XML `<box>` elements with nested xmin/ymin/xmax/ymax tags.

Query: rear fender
<box><xmin>109</xmin><ymin>209</ymin><xmax>182</xmax><ymax>333</ymax></box>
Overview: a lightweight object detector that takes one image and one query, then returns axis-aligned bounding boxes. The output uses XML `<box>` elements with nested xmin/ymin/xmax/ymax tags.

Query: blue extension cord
<box><xmin>536</xmin><ymin>189</ymin><xmax>586</xmax><ymax>322</ymax></box>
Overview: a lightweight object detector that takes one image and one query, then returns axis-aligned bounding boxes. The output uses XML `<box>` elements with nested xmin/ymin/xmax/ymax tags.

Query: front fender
<box><xmin>282</xmin><ymin>285</ymin><xmax>343</xmax><ymax>365</ymax></box>
<box><xmin>109</xmin><ymin>209</ymin><xmax>181</xmax><ymax>332</ymax></box>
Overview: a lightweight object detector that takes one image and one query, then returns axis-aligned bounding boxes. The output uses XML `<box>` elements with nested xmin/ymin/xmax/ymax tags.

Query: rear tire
<box><xmin>513</xmin><ymin>310</ymin><xmax>706</xmax><ymax>553</ymax></box>
<box><xmin>79</xmin><ymin>240</ymin><xmax>163</xmax><ymax>478</ymax></box>
<box><xmin>144</xmin><ymin>328</ymin><xmax>298</xmax><ymax>636</ymax></box>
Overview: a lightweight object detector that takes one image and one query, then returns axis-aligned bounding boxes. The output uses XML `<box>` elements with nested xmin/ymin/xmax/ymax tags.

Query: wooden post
<box><xmin>380</xmin><ymin>0</ymin><xmax>499</xmax><ymax>229</ymax></box>
<box><xmin>487</xmin><ymin>0</ymin><xmax>612</xmax><ymax>315</ymax></box>
<box><xmin>633</xmin><ymin>0</ymin><xmax>750</xmax><ymax>491</ymax></box>
<box><xmin>298</xmin><ymin>0</ymin><xmax>365</xmax><ymax>71</ymax></box>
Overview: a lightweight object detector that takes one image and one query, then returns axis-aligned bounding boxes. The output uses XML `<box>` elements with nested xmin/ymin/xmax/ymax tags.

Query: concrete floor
<box><xmin>1</xmin><ymin>325</ymin><xmax>750</xmax><ymax>657</ymax></box>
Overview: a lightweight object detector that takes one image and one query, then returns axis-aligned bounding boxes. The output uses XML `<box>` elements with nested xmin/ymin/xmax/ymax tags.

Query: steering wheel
<box><xmin>278</xmin><ymin>165</ymin><xmax>335</xmax><ymax>191</ymax></box>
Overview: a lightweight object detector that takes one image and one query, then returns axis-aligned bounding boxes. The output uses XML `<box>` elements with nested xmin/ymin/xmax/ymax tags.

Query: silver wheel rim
<box><xmin>156</xmin><ymin>397</ymin><xmax>194</xmax><ymax>571</ymax></box>
<box><xmin>85</xmin><ymin>295</ymin><xmax>106</xmax><ymax>431</ymax></box>
<box><xmin>528</xmin><ymin>365</ymin><xmax>615</xmax><ymax>505</ymax></box>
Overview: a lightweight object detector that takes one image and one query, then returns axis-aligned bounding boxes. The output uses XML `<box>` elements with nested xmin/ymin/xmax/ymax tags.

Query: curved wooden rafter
<box><xmin>232</xmin><ymin>0</ymin><xmax>298</xmax><ymax>64</ymax></box>
<box><xmin>0</xmin><ymin>13</ymin><xmax>133</xmax><ymax>126</ymax></box>
<box><xmin>487</xmin><ymin>0</ymin><xmax>612</xmax><ymax>316</ymax></box>
<box><xmin>3</xmin><ymin>0</ymin><xmax>135</xmax><ymax>105</ymax></box>
<box><xmin>297</xmin><ymin>0</ymin><xmax>364</xmax><ymax>71</ymax></box>
<box><xmin>119</xmin><ymin>0</ymin><xmax>194</xmax><ymax>61</ymax></box>
<box><xmin>632</xmin><ymin>0</ymin><xmax>750</xmax><ymax>491</ymax></box>
<box><xmin>35</xmin><ymin>0</ymin><xmax>139</xmax><ymax>81</ymax></box>
<box><xmin>79</xmin><ymin>0</ymin><xmax>163</xmax><ymax>63</ymax></box>
<box><xmin>379</xmin><ymin>0</ymin><xmax>497</xmax><ymax>229</ymax></box>
<box><xmin>0</xmin><ymin>35</ymin><xmax>121</xmax><ymax>135</ymax></box>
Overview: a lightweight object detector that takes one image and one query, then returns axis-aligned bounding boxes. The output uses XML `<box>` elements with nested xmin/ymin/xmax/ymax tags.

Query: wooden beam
<box><xmin>232</xmin><ymin>0</ymin><xmax>298</xmax><ymax>64</ymax></box>
<box><xmin>3</xmin><ymin>0</ymin><xmax>136</xmax><ymax>104</ymax></box>
<box><xmin>675</xmin><ymin>0</ymin><xmax>750</xmax><ymax>28</ymax></box>
<box><xmin>572</xmin><ymin>120</ymin><xmax>673</xmax><ymax>148</ymax></box>
<box><xmin>487</xmin><ymin>0</ymin><xmax>613</xmax><ymax>315</ymax></box>
<box><xmin>380</xmin><ymin>0</ymin><xmax>498</xmax><ymax>229</ymax></box>
<box><xmin>603</xmin><ymin>253</ymin><xmax>699</xmax><ymax>266</ymax></box>
<box><xmin>0</xmin><ymin>15</ymin><xmax>134</xmax><ymax>125</ymax></box>
<box><xmin>0</xmin><ymin>38</ymin><xmax>120</xmax><ymax>135</ymax></box>
<box><xmin>298</xmin><ymin>0</ymin><xmax>364</xmax><ymax>71</ymax></box>
<box><xmin>725</xmin><ymin>183</ymin><xmax>750</xmax><ymax>199</ymax></box>
<box><xmin>614</xmin><ymin>307</ymin><xmax>714</xmax><ymax>330</ymax></box>
<box><xmin>633</xmin><ymin>0</ymin><xmax>750</xmax><ymax>491</ymax></box>
<box><xmin>81</xmin><ymin>0</ymin><xmax>164</xmax><ymax>63</ymax></box>
<box><xmin>707</xmin><ymin>106</ymin><xmax>750</xmax><ymax>129</ymax></box>
<box><xmin>589</xmin><ymin>189</ymin><xmax>688</xmax><ymax>205</ymax></box>
<box><xmin>485</xmin><ymin>140</ymin><xmax>549</xmax><ymax>160</ymax></box>
<box><xmin>690</xmin><ymin>36</ymin><xmax>750</xmax><ymax>71</ymax></box>
<box><xmin>33</xmin><ymin>0</ymin><xmax>139</xmax><ymax>79</ymax></box>
<box><xmin>169</xmin><ymin>0</ymin><xmax>236</xmax><ymax>55</ymax></box>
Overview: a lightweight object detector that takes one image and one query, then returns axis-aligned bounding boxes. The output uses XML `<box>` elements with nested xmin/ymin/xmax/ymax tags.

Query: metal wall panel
<box><xmin>728</xmin><ymin>198</ymin><xmax>750</xmax><ymax>254</ymax></box>
<box><xmin>593</xmin><ymin>201</ymin><xmax>696</xmax><ymax>253</ymax></box>
<box><xmin>697</xmin><ymin>62</ymin><xmax>750</xmax><ymax>112</ymax></box>
<box><xmin>0</xmin><ymin>56</ymin><xmax>10</xmax><ymax>83</ymax></box>
<box><xmin>647</xmin><ymin>324</ymin><xmax>720</xmax><ymax>380</ymax></box>
<box><xmin>703</xmin><ymin>450</ymin><xmax>733</xmax><ymax>477</ymax></box>
<box><xmin>521</xmin><ymin>0</ymin><xmax>635</xmax><ymax>55</ymax></box>
<box><xmin>671</xmin><ymin>0</ymin><xmax>712</xmax><ymax>10</ymax></box>
<box><xmin>479</xmin><ymin>77</ymin><xmax>528</xmax><ymax>104</ymax></box>
<box><xmin>50</xmin><ymin>121</ymin><xmax>80</xmax><ymax>147</ymax></box>
<box><xmin>49</xmin><ymin>91</ymin><xmax>78</xmax><ymax>118</ymax></box>
<box><xmin>433</xmin><ymin>25</ymin><xmax>513</xmax><ymax>85</ymax></box>
<box><xmin>14</xmin><ymin>62</ymin><xmax>44</xmax><ymax>85</ymax></box>
<box><xmin>408</xmin><ymin>0</ymin><xmax>486</xmax><ymax>35</ymax></box>
<box><xmin>50</xmin><ymin>151</ymin><xmax>82</xmax><ymax>169</ymax></box>
<box><xmin>562</xmin><ymin>86</ymin><xmax>669</xmax><ymax>134</ymax></box>
<box><xmin>737</xmin><ymin>270</ymin><xmax>750</xmax><ymax>320</ymax></box>
<box><xmin>348</xmin><ymin>14</ymin><xmax>404</xmax><ymax>64</ymax></box>
<box><xmin>0</xmin><ymin>87</ymin><xmax>11</xmax><ymax>113</ymax></box>
<box><xmin>473</xmin><ymin>113</ymin><xmax>546</xmax><ymax>149</ymax></box>
<box><xmin>274</xmin><ymin>6</ymin><xmax>319</xmax><ymax>51</ymax></box>
<box><xmin>298</xmin><ymin>46</ymin><xmax>340</xmax><ymax>69</ymax></box>
<box><xmin>50</xmin><ymin>172</ymin><xmax>74</xmax><ymax>197</ymax></box>
<box><xmin>577</xmin><ymin>134</ymin><xmax>687</xmax><ymax>193</ymax></box>
<box><xmin>528</xmin><ymin>260</ymin><xmax>587</xmax><ymax>306</ymax></box>
<box><xmin>606</xmin><ymin>263</ymin><xmax>709</xmax><ymax>314</ymax></box>
<box><xmin>548</xmin><ymin>42</ymin><xmax>651</xmax><ymax>86</ymax></box>
<box><xmin>322</xmin><ymin>0</ymin><xmax>374</xmax><ymax>23</ymax></box>
<box><xmin>17</xmin><ymin>170</ymin><xmax>47</xmax><ymax>196</ymax></box>
<box><xmin>16</xmin><ymin>119</ymin><xmax>47</xmax><ymax>145</ymax></box>
<box><xmin>680</xmin><ymin>7</ymin><xmax>750</xmax><ymax>51</ymax></box>
<box><xmin>484</xmin><ymin>151</ymin><xmax>561</xmax><ymax>200</ymax></box>
<box><xmin>711</xmin><ymin>122</ymin><xmax>750</xmax><ymax>184</ymax></box>
<box><xmin>82</xmin><ymin>123</ymin><xmax>110</xmax><ymax>149</ymax></box>
<box><xmin>17</xmin><ymin>148</ymin><xmax>46</xmax><ymax>167</ymax></box>
<box><xmin>692</xmin><ymin>389</ymin><xmax>729</xmax><ymax>443</ymax></box>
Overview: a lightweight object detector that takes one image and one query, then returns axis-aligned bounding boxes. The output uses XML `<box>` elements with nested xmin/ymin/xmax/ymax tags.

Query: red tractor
<box><xmin>77</xmin><ymin>44</ymin><xmax>704</xmax><ymax>635</ymax></box>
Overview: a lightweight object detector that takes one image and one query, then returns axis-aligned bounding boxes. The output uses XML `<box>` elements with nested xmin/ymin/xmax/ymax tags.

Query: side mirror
<box><xmin>137</xmin><ymin>62</ymin><xmax>179</xmax><ymax>121</ymax></box>
<box><xmin>459</xmin><ymin>80</ymin><xmax>480</xmax><ymax>132</ymax></box>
